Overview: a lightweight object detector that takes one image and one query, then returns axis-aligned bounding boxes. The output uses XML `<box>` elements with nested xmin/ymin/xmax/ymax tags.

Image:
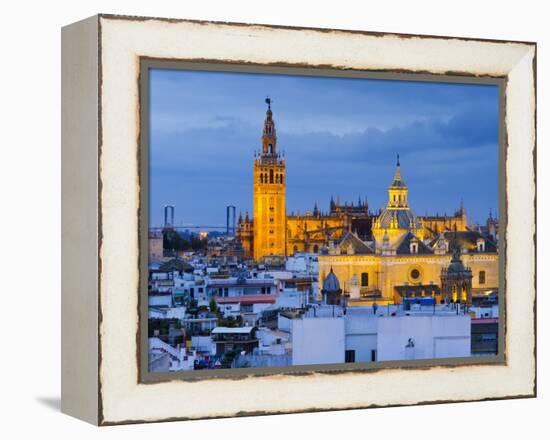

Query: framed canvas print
<box><xmin>61</xmin><ymin>14</ymin><xmax>536</xmax><ymax>425</ymax></box>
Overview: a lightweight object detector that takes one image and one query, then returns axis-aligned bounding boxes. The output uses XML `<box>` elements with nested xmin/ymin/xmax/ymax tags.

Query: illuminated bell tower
<box><xmin>253</xmin><ymin>97</ymin><xmax>286</xmax><ymax>260</ymax></box>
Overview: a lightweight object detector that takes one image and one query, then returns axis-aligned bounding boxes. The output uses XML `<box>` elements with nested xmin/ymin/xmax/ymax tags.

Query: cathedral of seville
<box><xmin>236</xmin><ymin>99</ymin><xmax>499</xmax><ymax>305</ymax></box>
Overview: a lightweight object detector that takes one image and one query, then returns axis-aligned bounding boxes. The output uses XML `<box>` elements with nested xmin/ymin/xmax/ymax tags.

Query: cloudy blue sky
<box><xmin>149</xmin><ymin>68</ymin><xmax>499</xmax><ymax>228</ymax></box>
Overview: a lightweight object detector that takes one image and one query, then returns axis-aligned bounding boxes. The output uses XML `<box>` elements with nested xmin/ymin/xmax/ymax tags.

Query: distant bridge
<box><xmin>149</xmin><ymin>225</ymin><xmax>226</xmax><ymax>231</ymax></box>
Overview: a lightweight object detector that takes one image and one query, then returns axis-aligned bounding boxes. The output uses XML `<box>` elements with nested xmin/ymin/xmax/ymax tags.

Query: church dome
<box><xmin>322</xmin><ymin>268</ymin><xmax>341</xmax><ymax>293</ymax></box>
<box><xmin>377</xmin><ymin>208</ymin><xmax>421</xmax><ymax>230</ymax></box>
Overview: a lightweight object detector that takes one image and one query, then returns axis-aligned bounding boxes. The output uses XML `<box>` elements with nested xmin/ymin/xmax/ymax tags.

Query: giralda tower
<box><xmin>253</xmin><ymin>98</ymin><xmax>286</xmax><ymax>260</ymax></box>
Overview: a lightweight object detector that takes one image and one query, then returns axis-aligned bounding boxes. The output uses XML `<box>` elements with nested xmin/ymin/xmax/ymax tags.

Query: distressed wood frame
<box><xmin>61</xmin><ymin>14</ymin><xmax>536</xmax><ymax>425</ymax></box>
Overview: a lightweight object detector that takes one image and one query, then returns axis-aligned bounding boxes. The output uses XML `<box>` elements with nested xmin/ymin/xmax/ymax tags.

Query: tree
<box><xmin>218</xmin><ymin>315</ymin><xmax>237</xmax><ymax>328</ymax></box>
<box><xmin>209</xmin><ymin>297</ymin><xmax>218</xmax><ymax>313</ymax></box>
<box><xmin>185</xmin><ymin>298</ymin><xmax>198</xmax><ymax>318</ymax></box>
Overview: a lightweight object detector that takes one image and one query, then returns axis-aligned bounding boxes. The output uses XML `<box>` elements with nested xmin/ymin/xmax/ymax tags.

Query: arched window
<box><xmin>479</xmin><ymin>270</ymin><xmax>486</xmax><ymax>284</ymax></box>
<box><xmin>269</xmin><ymin>169</ymin><xmax>274</xmax><ymax>183</ymax></box>
<box><xmin>275</xmin><ymin>174</ymin><xmax>279</xmax><ymax>183</ymax></box>
<box><xmin>313</xmin><ymin>244</ymin><xmax>319</xmax><ymax>253</ymax></box>
<box><xmin>260</xmin><ymin>174</ymin><xmax>264</xmax><ymax>184</ymax></box>
<box><xmin>268</xmin><ymin>143</ymin><xmax>273</xmax><ymax>154</ymax></box>
<box><xmin>280</xmin><ymin>174</ymin><xmax>284</xmax><ymax>184</ymax></box>
<box><xmin>361</xmin><ymin>272</ymin><xmax>369</xmax><ymax>287</ymax></box>
<box><xmin>293</xmin><ymin>245</ymin><xmax>298</xmax><ymax>254</ymax></box>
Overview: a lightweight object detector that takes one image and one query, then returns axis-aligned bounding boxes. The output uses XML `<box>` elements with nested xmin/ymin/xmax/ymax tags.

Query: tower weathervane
<box><xmin>397</xmin><ymin>153</ymin><xmax>400</xmax><ymax>167</ymax></box>
<box><xmin>265</xmin><ymin>96</ymin><xmax>272</xmax><ymax>109</ymax></box>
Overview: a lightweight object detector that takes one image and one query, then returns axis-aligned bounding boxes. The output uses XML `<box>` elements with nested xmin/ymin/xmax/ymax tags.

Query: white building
<box><xmin>206</xmin><ymin>276</ymin><xmax>278</xmax><ymax>298</ymax></box>
<box><xmin>215</xmin><ymin>294</ymin><xmax>277</xmax><ymax>320</ymax></box>
<box><xmin>285</xmin><ymin>253</ymin><xmax>319</xmax><ymax>276</ymax></box>
<box><xmin>191</xmin><ymin>335</ymin><xmax>216</xmax><ymax>355</ymax></box>
<box><xmin>271</xmin><ymin>288</ymin><xmax>308</xmax><ymax>309</ymax></box>
<box><xmin>257</xmin><ymin>328</ymin><xmax>291</xmax><ymax>355</ymax></box>
<box><xmin>280</xmin><ymin>304</ymin><xmax>471</xmax><ymax>365</ymax></box>
<box><xmin>290</xmin><ymin>308</ymin><xmax>346</xmax><ymax>366</ymax></box>
<box><xmin>149</xmin><ymin>337</ymin><xmax>197</xmax><ymax>371</ymax></box>
<box><xmin>344</xmin><ymin>307</ymin><xmax>378</xmax><ymax>362</ymax></box>
<box><xmin>148</xmin><ymin>292</ymin><xmax>172</xmax><ymax>308</ymax></box>
<box><xmin>149</xmin><ymin>306</ymin><xmax>186</xmax><ymax>320</ymax></box>
<box><xmin>377</xmin><ymin>314</ymin><xmax>471</xmax><ymax>361</ymax></box>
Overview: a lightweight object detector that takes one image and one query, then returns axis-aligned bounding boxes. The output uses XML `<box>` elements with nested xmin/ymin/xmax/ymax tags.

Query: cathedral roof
<box><xmin>338</xmin><ymin>231</ymin><xmax>375</xmax><ymax>254</ymax></box>
<box><xmin>428</xmin><ymin>230</ymin><xmax>497</xmax><ymax>253</ymax></box>
<box><xmin>395</xmin><ymin>232</ymin><xmax>434</xmax><ymax>255</ymax></box>
<box><xmin>322</xmin><ymin>268</ymin><xmax>342</xmax><ymax>293</ymax></box>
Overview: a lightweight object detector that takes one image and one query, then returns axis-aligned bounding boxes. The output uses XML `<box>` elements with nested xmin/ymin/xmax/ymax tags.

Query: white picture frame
<box><xmin>61</xmin><ymin>14</ymin><xmax>536</xmax><ymax>425</ymax></box>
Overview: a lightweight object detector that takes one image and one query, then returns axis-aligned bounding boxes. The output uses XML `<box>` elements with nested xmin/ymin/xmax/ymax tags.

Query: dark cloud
<box><xmin>149</xmin><ymin>70</ymin><xmax>499</xmax><ymax>227</ymax></box>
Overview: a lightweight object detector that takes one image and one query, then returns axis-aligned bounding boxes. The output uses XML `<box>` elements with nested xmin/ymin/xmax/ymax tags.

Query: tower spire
<box><xmin>261</xmin><ymin>97</ymin><xmax>277</xmax><ymax>158</ymax></box>
<box><xmin>393</xmin><ymin>154</ymin><xmax>403</xmax><ymax>183</ymax></box>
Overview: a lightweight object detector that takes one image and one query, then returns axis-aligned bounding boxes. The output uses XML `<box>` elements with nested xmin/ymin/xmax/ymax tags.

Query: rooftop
<box><xmin>211</xmin><ymin>326</ymin><xmax>255</xmax><ymax>334</ymax></box>
<box><xmin>215</xmin><ymin>294</ymin><xmax>278</xmax><ymax>305</ymax></box>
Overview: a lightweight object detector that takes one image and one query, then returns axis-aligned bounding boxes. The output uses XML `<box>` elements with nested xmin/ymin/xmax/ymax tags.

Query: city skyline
<box><xmin>149</xmin><ymin>68</ymin><xmax>499</xmax><ymax>228</ymax></box>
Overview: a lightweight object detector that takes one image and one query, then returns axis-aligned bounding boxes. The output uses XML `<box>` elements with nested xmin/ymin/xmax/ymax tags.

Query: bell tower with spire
<box><xmin>253</xmin><ymin>98</ymin><xmax>287</xmax><ymax>260</ymax></box>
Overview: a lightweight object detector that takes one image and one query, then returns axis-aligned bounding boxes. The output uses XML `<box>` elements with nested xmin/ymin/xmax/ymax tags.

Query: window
<box><xmin>361</xmin><ymin>272</ymin><xmax>369</xmax><ymax>287</ymax></box>
<box><xmin>269</xmin><ymin>169</ymin><xmax>274</xmax><ymax>183</ymax></box>
<box><xmin>313</xmin><ymin>244</ymin><xmax>319</xmax><ymax>253</ymax></box>
<box><xmin>410</xmin><ymin>269</ymin><xmax>420</xmax><ymax>280</ymax></box>
<box><xmin>410</xmin><ymin>243</ymin><xmax>418</xmax><ymax>254</ymax></box>
<box><xmin>479</xmin><ymin>270</ymin><xmax>486</xmax><ymax>284</ymax></box>
<box><xmin>345</xmin><ymin>350</ymin><xmax>356</xmax><ymax>363</ymax></box>
<box><xmin>371</xmin><ymin>350</ymin><xmax>377</xmax><ymax>362</ymax></box>
<box><xmin>280</xmin><ymin>175</ymin><xmax>284</xmax><ymax>184</ymax></box>
<box><xmin>260</xmin><ymin>174</ymin><xmax>263</xmax><ymax>184</ymax></box>
<box><xmin>268</xmin><ymin>143</ymin><xmax>273</xmax><ymax>153</ymax></box>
